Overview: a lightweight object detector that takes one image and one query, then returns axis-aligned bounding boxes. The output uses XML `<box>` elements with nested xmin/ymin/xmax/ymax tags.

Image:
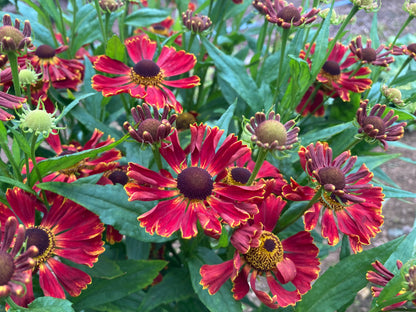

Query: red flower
<box><xmin>0</xmin><ymin>90</ymin><xmax>25</xmax><ymax>120</ymax></box>
<box><xmin>288</xmin><ymin>141</ymin><xmax>384</xmax><ymax>253</ymax></box>
<box><xmin>0</xmin><ymin>217</ymin><xmax>38</xmax><ymax>299</ymax></box>
<box><xmin>25</xmin><ymin>129</ymin><xmax>122</xmax><ymax>185</ymax></box>
<box><xmin>125</xmin><ymin>124</ymin><xmax>265</xmax><ymax>238</ymax></box>
<box><xmin>356</xmin><ymin>100</ymin><xmax>406</xmax><ymax>149</ymax></box>
<box><xmin>19</xmin><ymin>44</ymin><xmax>85</xmax><ymax>90</ymax></box>
<box><xmin>200</xmin><ymin>195</ymin><xmax>320</xmax><ymax>308</ymax></box>
<box><xmin>392</xmin><ymin>43</ymin><xmax>416</xmax><ymax>61</ymax></box>
<box><xmin>300</xmin><ymin>41</ymin><xmax>372</xmax><ymax>102</ymax></box>
<box><xmin>349</xmin><ymin>36</ymin><xmax>394</xmax><ymax>67</ymax></box>
<box><xmin>92</xmin><ymin>35</ymin><xmax>200</xmax><ymax>113</ymax></box>
<box><xmin>0</xmin><ymin>188</ymin><xmax>105</xmax><ymax>300</ymax></box>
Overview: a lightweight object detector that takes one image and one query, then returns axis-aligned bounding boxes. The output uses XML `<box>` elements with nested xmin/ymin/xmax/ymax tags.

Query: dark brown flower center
<box><xmin>150</xmin><ymin>25</ymin><xmax>169</xmax><ymax>36</ymax></box>
<box><xmin>407</xmin><ymin>43</ymin><xmax>416</xmax><ymax>54</ymax></box>
<box><xmin>317</xmin><ymin>167</ymin><xmax>346</xmax><ymax>190</ymax></box>
<box><xmin>133</xmin><ymin>59</ymin><xmax>160</xmax><ymax>77</ymax></box>
<box><xmin>244</xmin><ymin>231</ymin><xmax>284</xmax><ymax>272</ymax></box>
<box><xmin>230</xmin><ymin>167</ymin><xmax>251</xmax><ymax>185</ymax></box>
<box><xmin>361</xmin><ymin>47</ymin><xmax>377</xmax><ymax>62</ymax></box>
<box><xmin>177</xmin><ymin>167</ymin><xmax>214</xmax><ymax>200</ymax></box>
<box><xmin>255</xmin><ymin>119</ymin><xmax>287</xmax><ymax>146</ymax></box>
<box><xmin>0</xmin><ymin>250</ymin><xmax>15</xmax><ymax>285</ymax></box>
<box><xmin>277</xmin><ymin>6</ymin><xmax>301</xmax><ymax>23</ymax></box>
<box><xmin>363</xmin><ymin>115</ymin><xmax>386</xmax><ymax>136</ymax></box>
<box><xmin>25</xmin><ymin>226</ymin><xmax>56</xmax><ymax>266</ymax></box>
<box><xmin>137</xmin><ymin>118</ymin><xmax>162</xmax><ymax>140</ymax></box>
<box><xmin>0</xmin><ymin>25</ymin><xmax>24</xmax><ymax>44</ymax></box>
<box><xmin>108</xmin><ymin>169</ymin><xmax>128</xmax><ymax>185</ymax></box>
<box><xmin>35</xmin><ymin>44</ymin><xmax>56</xmax><ymax>59</ymax></box>
<box><xmin>322</xmin><ymin>60</ymin><xmax>341</xmax><ymax>76</ymax></box>
<box><xmin>176</xmin><ymin>112</ymin><xmax>196</xmax><ymax>130</ymax></box>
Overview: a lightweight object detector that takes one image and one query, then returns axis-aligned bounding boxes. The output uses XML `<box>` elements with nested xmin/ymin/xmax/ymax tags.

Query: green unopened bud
<box><xmin>18</xmin><ymin>67</ymin><xmax>41</xmax><ymax>86</ymax></box>
<box><xmin>18</xmin><ymin>102</ymin><xmax>64</xmax><ymax>137</ymax></box>
<box><xmin>182</xmin><ymin>10</ymin><xmax>212</xmax><ymax>33</ymax></box>
<box><xmin>404</xmin><ymin>1</ymin><xmax>416</xmax><ymax>17</ymax></box>
<box><xmin>351</xmin><ymin>0</ymin><xmax>380</xmax><ymax>12</ymax></box>
<box><xmin>382</xmin><ymin>85</ymin><xmax>404</xmax><ymax>107</ymax></box>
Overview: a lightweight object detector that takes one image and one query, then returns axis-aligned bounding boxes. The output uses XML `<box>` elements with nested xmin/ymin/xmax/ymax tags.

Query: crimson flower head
<box><xmin>356</xmin><ymin>100</ymin><xmax>406</xmax><ymax>150</ymax></box>
<box><xmin>246</xmin><ymin>111</ymin><xmax>299</xmax><ymax>151</ymax></box>
<box><xmin>366</xmin><ymin>260</ymin><xmax>416</xmax><ymax>311</ymax></box>
<box><xmin>92</xmin><ymin>35</ymin><xmax>200</xmax><ymax>113</ymax></box>
<box><xmin>349</xmin><ymin>36</ymin><xmax>394</xmax><ymax>67</ymax></box>
<box><xmin>392</xmin><ymin>43</ymin><xmax>416</xmax><ymax>61</ymax></box>
<box><xmin>0</xmin><ymin>216</ymin><xmax>38</xmax><ymax>299</ymax></box>
<box><xmin>123</xmin><ymin>103</ymin><xmax>177</xmax><ymax>145</ymax></box>
<box><xmin>0</xmin><ymin>14</ymin><xmax>31</xmax><ymax>53</ymax></box>
<box><xmin>19</xmin><ymin>44</ymin><xmax>85</xmax><ymax>90</ymax></box>
<box><xmin>0</xmin><ymin>188</ymin><xmax>105</xmax><ymax>301</ymax></box>
<box><xmin>200</xmin><ymin>195</ymin><xmax>320</xmax><ymax>308</ymax></box>
<box><xmin>261</xmin><ymin>0</ymin><xmax>320</xmax><ymax>29</ymax></box>
<box><xmin>300</xmin><ymin>41</ymin><xmax>372</xmax><ymax>102</ymax></box>
<box><xmin>0</xmin><ymin>91</ymin><xmax>25</xmax><ymax>121</ymax></box>
<box><xmin>286</xmin><ymin>141</ymin><xmax>384</xmax><ymax>253</ymax></box>
<box><xmin>124</xmin><ymin>124</ymin><xmax>265</xmax><ymax>239</ymax></box>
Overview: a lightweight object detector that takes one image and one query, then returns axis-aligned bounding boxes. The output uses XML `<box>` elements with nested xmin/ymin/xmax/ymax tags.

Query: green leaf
<box><xmin>0</xmin><ymin>177</ymin><xmax>36</xmax><ymax>195</ymax></box>
<box><xmin>201</xmin><ymin>36</ymin><xmax>262</xmax><ymax>112</ymax></box>
<box><xmin>355</xmin><ymin>153</ymin><xmax>401</xmax><ymax>170</ymax></box>
<box><xmin>124</xmin><ymin>8</ymin><xmax>170</xmax><ymax>27</ymax></box>
<box><xmin>106</xmin><ymin>35</ymin><xmax>126</xmax><ymax>62</ymax></box>
<box><xmin>295</xmin><ymin>237</ymin><xmax>404</xmax><ymax>312</ymax></box>
<box><xmin>29</xmin><ymin>135</ymin><xmax>126</xmax><ymax>182</ymax></box>
<box><xmin>71</xmin><ymin>259</ymin><xmax>167</xmax><ymax>310</ymax></box>
<box><xmin>188</xmin><ymin>247</ymin><xmax>242</xmax><ymax>312</ymax></box>
<box><xmin>300</xmin><ymin>122</ymin><xmax>354</xmax><ymax>145</ymax></box>
<box><xmin>36</xmin><ymin>182</ymin><xmax>172</xmax><ymax>243</ymax></box>
<box><xmin>206</xmin><ymin>101</ymin><xmax>236</xmax><ymax>136</ymax></box>
<box><xmin>9</xmin><ymin>297</ymin><xmax>75</xmax><ymax>312</ymax></box>
<box><xmin>376</xmin><ymin>184</ymin><xmax>416</xmax><ymax>198</ymax></box>
<box><xmin>139</xmin><ymin>268</ymin><xmax>195</xmax><ymax>312</ymax></box>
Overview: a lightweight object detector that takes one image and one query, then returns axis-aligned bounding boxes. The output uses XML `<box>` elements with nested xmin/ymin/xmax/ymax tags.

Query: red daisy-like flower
<box><xmin>349</xmin><ymin>36</ymin><xmax>394</xmax><ymax>67</ymax></box>
<box><xmin>356</xmin><ymin>100</ymin><xmax>406</xmax><ymax>149</ymax></box>
<box><xmin>300</xmin><ymin>41</ymin><xmax>372</xmax><ymax>102</ymax></box>
<box><xmin>19</xmin><ymin>44</ymin><xmax>85</xmax><ymax>90</ymax></box>
<box><xmin>0</xmin><ymin>90</ymin><xmax>25</xmax><ymax>121</ymax></box>
<box><xmin>287</xmin><ymin>141</ymin><xmax>384</xmax><ymax>253</ymax></box>
<box><xmin>0</xmin><ymin>216</ymin><xmax>38</xmax><ymax>299</ymax></box>
<box><xmin>0</xmin><ymin>187</ymin><xmax>105</xmax><ymax>300</ymax></box>
<box><xmin>92</xmin><ymin>35</ymin><xmax>200</xmax><ymax>113</ymax></box>
<box><xmin>257</xmin><ymin>0</ymin><xmax>319</xmax><ymax>29</ymax></box>
<box><xmin>24</xmin><ymin>129</ymin><xmax>122</xmax><ymax>186</ymax></box>
<box><xmin>200</xmin><ymin>195</ymin><xmax>320</xmax><ymax>308</ymax></box>
<box><xmin>124</xmin><ymin>123</ymin><xmax>265</xmax><ymax>238</ymax></box>
<box><xmin>366</xmin><ymin>260</ymin><xmax>416</xmax><ymax>311</ymax></box>
<box><xmin>392</xmin><ymin>43</ymin><xmax>416</xmax><ymax>61</ymax></box>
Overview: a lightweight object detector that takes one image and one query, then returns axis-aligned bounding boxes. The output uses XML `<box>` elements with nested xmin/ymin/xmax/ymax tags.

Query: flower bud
<box><xmin>0</xmin><ymin>15</ymin><xmax>31</xmax><ymax>53</ymax></box>
<box><xmin>182</xmin><ymin>10</ymin><xmax>212</xmax><ymax>33</ymax></box>
<box><xmin>382</xmin><ymin>85</ymin><xmax>404</xmax><ymax>107</ymax></box>
<box><xmin>99</xmin><ymin>0</ymin><xmax>124</xmax><ymax>12</ymax></box>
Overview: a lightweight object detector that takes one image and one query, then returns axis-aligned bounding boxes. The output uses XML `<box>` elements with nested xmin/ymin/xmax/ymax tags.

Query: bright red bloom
<box><xmin>0</xmin><ymin>90</ymin><xmax>25</xmax><ymax>120</ymax></box>
<box><xmin>92</xmin><ymin>35</ymin><xmax>200</xmax><ymax>113</ymax></box>
<box><xmin>0</xmin><ymin>217</ymin><xmax>38</xmax><ymax>299</ymax></box>
<box><xmin>288</xmin><ymin>141</ymin><xmax>384</xmax><ymax>253</ymax></box>
<box><xmin>25</xmin><ymin>129</ymin><xmax>122</xmax><ymax>185</ymax></box>
<box><xmin>356</xmin><ymin>100</ymin><xmax>406</xmax><ymax>150</ymax></box>
<box><xmin>200</xmin><ymin>195</ymin><xmax>320</xmax><ymax>308</ymax></box>
<box><xmin>0</xmin><ymin>188</ymin><xmax>105</xmax><ymax>300</ymax></box>
<box><xmin>299</xmin><ymin>41</ymin><xmax>372</xmax><ymax>102</ymax></box>
<box><xmin>366</xmin><ymin>260</ymin><xmax>412</xmax><ymax>311</ymax></box>
<box><xmin>19</xmin><ymin>44</ymin><xmax>85</xmax><ymax>90</ymax></box>
<box><xmin>125</xmin><ymin>124</ymin><xmax>265</xmax><ymax>238</ymax></box>
<box><xmin>349</xmin><ymin>36</ymin><xmax>394</xmax><ymax>67</ymax></box>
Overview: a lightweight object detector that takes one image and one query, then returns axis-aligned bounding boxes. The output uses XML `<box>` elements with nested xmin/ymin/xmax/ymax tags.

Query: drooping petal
<box><xmin>200</xmin><ymin>260</ymin><xmax>234</xmax><ymax>295</ymax></box>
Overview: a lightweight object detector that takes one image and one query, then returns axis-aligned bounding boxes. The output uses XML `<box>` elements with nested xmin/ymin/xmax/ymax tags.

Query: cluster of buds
<box><xmin>404</xmin><ymin>0</ymin><xmax>416</xmax><ymax>17</ymax></box>
<box><xmin>124</xmin><ymin>103</ymin><xmax>177</xmax><ymax>144</ymax></box>
<box><xmin>99</xmin><ymin>0</ymin><xmax>124</xmax><ymax>12</ymax></box>
<box><xmin>0</xmin><ymin>14</ymin><xmax>31</xmax><ymax>53</ymax></box>
<box><xmin>319</xmin><ymin>8</ymin><xmax>348</xmax><ymax>25</ymax></box>
<box><xmin>350</xmin><ymin>0</ymin><xmax>380</xmax><ymax>12</ymax></box>
<box><xmin>182</xmin><ymin>9</ymin><xmax>212</xmax><ymax>33</ymax></box>
<box><xmin>382</xmin><ymin>85</ymin><xmax>405</xmax><ymax>107</ymax></box>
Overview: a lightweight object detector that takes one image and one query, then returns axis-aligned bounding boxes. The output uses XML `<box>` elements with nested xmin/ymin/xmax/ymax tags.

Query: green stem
<box><xmin>275</xmin><ymin>186</ymin><xmax>323</xmax><ymax>232</ymax></box>
<box><xmin>0</xmin><ymin>135</ymin><xmax>22</xmax><ymax>182</ymax></box>
<box><xmin>118</xmin><ymin>2</ymin><xmax>129</xmax><ymax>44</ymax></box>
<box><xmin>29</xmin><ymin>134</ymin><xmax>43</xmax><ymax>186</ymax></box>
<box><xmin>25</xmin><ymin>83</ymin><xmax>32</xmax><ymax>107</ymax></box>
<box><xmin>152</xmin><ymin>144</ymin><xmax>163</xmax><ymax>171</ymax></box>
<box><xmin>368</xmin><ymin>291</ymin><xmax>414</xmax><ymax>312</ymax></box>
<box><xmin>389</xmin><ymin>57</ymin><xmax>412</xmax><ymax>87</ymax></box>
<box><xmin>274</xmin><ymin>27</ymin><xmax>290</xmax><ymax>110</ymax></box>
<box><xmin>93</xmin><ymin>0</ymin><xmax>107</xmax><ymax>50</ymax></box>
<box><xmin>391</xmin><ymin>15</ymin><xmax>414</xmax><ymax>47</ymax></box>
<box><xmin>6</xmin><ymin>297</ymin><xmax>27</xmax><ymax>310</ymax></box>
<box><xmin>246</xmin><ymin>148</ymin><xmax>268</xmax><ymax>186</ymax></box>
<box><xmin>7</xmin><ymin>52</ymin><xmax>21</xmax><ymax>97</ymax></box>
